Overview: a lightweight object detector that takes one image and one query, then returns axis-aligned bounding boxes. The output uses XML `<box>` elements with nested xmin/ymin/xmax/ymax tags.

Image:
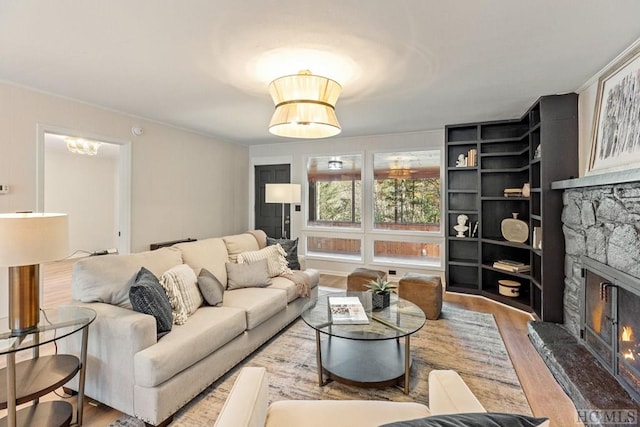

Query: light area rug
<box><xmin>109</xmin><ymin>302</ymin><xmax>531</xmax><ymax>426</ymax></box>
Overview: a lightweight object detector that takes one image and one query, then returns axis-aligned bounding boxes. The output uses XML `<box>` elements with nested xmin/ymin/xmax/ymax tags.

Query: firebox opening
<box><xmin>582</xmin><ymin>256</ymin><xmax>640</xmax><ymax>404</ymax></box>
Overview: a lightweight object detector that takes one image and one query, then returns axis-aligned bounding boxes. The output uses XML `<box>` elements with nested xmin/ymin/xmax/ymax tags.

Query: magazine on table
<box><xmin>328</xmin><ymin>296</ymin><xmax>370</xmax><ymax>325</ymax></box>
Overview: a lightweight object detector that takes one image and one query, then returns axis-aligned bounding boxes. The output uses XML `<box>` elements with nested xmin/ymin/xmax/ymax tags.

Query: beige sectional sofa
<box><xmin>59</xmin><ymin>230</ymin><xmax>319</xmax><ymax>426</ymax></box>
<box><xmin>214</xmin><ymin>367</ymin><xmax>550</xmax><ymax>427</ymax></box>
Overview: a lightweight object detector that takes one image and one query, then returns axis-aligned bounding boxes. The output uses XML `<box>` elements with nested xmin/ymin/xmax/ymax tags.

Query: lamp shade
<box><xmin>268</xmin><ymin>70</ymin><xmax>342</xmax><ymax>139</ymax></box>
<box><xmin>265</xmin><ymin>184</ymin><xmax>301</xmax><ymax>204</ymax></box>
<box><xmin>0</xmin><ymin>213</ymin><xmax>69</xmax><ymax>267</ymax></box>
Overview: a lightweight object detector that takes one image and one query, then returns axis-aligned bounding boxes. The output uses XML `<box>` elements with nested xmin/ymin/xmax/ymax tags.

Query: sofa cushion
<box><xmin>223</xmin><ymin>288</ymin><xmax>287</xmax><ymax>330</ymax></box>
<box><xmin>226</xmin><ymin>259</ymin><xmax>272</xmax><ymax>290</ymax></box>
<box><xmin>174</xmin><ymin>238</ymin><xmax>229</xmax><ymax>286</ymax></box>
<box><xmin>237</xmin><ymin>244</ymin><xmax>291</xmax><ymax>277</ymax></box>
<box><xmin>378</xmin><ymin>413</ymin><xmax>549</xmax><ymax>427</ymax></box>
<box><xmin>160</xmin><ymin>264</ymin><xmax>203</xmax><ymax>324</ymax></box>
<box><xmin>266</xmin><ymin>401</ymin><xmax>430</xmax><ymax>427</ymax></box>
<box><xmin>198</xmin><ymin>268</ymin><xmax>225</xmax><ymax>306</ymax></box>
<box><xmin>72</xmin><ymin>247</ymin><xmax>183</xmax><ymax>309</ymax></box>
<box><xmin>266</xmin><ymin>237</ymin><xmax>300</xmax><ymax>270</ymax></box>
<box><xmin>134</xmin><ymin>306</ymin><xmax>247</xmax><ymax>387</ymax></box>
<box><xmin>267</xmin><ymin>276</ymin><xmax>298</xmax><ymax>303</ymax></box>
<box><xmin>223</xmin><ymin>233</ymin><xmax>260</xmax><ymax>263</ymax></box>
<box><xmin>129</xmin><ymin>267</ymin><xmax>173</xmax><ymax>338</ymax></box>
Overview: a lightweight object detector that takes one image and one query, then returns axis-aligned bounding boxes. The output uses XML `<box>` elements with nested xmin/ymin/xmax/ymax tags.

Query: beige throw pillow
<box><xmin>226</xmin><ymin>259</ymin><xmax>272</xmax><ymax>290</ymax></box>
<box><xmin>159</xmin><ymin>264</ymin><xmax>203</xmax><ymax>325</ymax></box>
<box><xmin>237</xmin><ymin>244</ymin><xmax>292</xmax><ymax>277</ymax></box>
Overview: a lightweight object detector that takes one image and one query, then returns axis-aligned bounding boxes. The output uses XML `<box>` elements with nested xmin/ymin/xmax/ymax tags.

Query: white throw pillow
<box><xmin>237</xmin><ymin>244</ymin><xmax>292</xmax><ymax>277</ymax></box>
<box><xmin>159</xmin><ymin>264</ymin><xmax>202</xmax><ymax>325</ymax></box>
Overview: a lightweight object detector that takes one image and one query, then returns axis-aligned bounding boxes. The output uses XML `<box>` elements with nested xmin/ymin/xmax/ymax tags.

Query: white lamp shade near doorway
<box><xmin>265</xmin><ymin>183</ymin><xmax>301</xmax><ymax>204</ymax></box>
<box><xmin>0</xmin><ymin>213</ymin><xmax>69</xmax><ymax>266</ymax></box>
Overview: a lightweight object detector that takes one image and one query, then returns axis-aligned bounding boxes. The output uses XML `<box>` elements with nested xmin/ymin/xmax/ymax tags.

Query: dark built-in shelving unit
<box><xmin>445</xmin><ymin>94</ymin><xmax>578</xmax><ymax>322</ymax></box>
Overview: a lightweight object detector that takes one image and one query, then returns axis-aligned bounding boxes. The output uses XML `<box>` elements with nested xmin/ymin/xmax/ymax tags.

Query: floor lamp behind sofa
<box><xmin>265</xmin><ymin>183</ymin><xmax>301</xmax><ymax>239</ymax></box>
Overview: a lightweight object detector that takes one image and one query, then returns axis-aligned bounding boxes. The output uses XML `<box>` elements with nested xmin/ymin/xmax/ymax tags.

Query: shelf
<box><xmin>480</xmin><ymin>165</ymin><xmax>529</xmax><ymax>173</ymax></box>
<box><xmin>480</xmin><ymin>146</ymin><xmax>529</xmax><ymax>157</ymax></box>
<box><xmin>480</xmin><ymin>289</ymin><xmax>532</xmax><ymax>312</ymax></box>
<box><xmin>447</xmin><ymin>209</ymin><xmax>478</xmax><ymax>215</ymax></box>
<box><xmin>481</xmin><ymin>196</ymin><xmax>529</xmax><ymax>201</ymax></box>
<box><xmin>530</xmin><ymin>214</ymin><xmax>541</xmax><ymax>221</ymax></box>
<box><xmin>448</xmin><ymin>284</ymin><xmax>481</xmax><ymax>293</ymax></box>
<box><xmin>529</xmin><ymin>188</ymin><xmax>541</xmax><ymax>193</ymax></box>
<box><xmin>481</xmin><ymin>238</ymin><xmax>530</xmax><ymax>249</ymax></box>
<box><xmin>480</xmin><ymin>136</ymin><xmax>527</xmax><ymax>144</ymax></box>
<box><xmin>530</xmin><ymin>157</ymin><xmax>541</xmax><ymax>165</ymax></box>
<box><xmin>449</xmin><ymin>259</ymin><xmax>478</xmax><ymax>266</ymax></box>
<box><xmin>447</xmin><ymin>166</ymin><xmax>477</xmax><ymax>171</ymax></box>
<box><xmin>0</xmin><ymin>355</ymin><xmax>79</xmax><ymax>409</ymax></box>
<box><xmin>0</xmin><ymin>401</ymin><xmax>72</xmax><ymax>427</ymax></box>
<box><xmin>446</xmin><ymin>140</ymin><xmax>479</xmax><ymax>146</ymax></box>
<box><xmin>481</xmin><ymin>264</ymin><xmax>532</xmax><ymax>280</ymax></box>
<box><xmin>532</xmin><ymin>249</ymin><xmax>542</xmax><ymax>257</ymax></box>
<box><xmin>448</xmin><ymin>189</ymin><xmax>477</xmax><ymax>194</ymax></box>
<box><xmin>448</xmin><ymin>236</ymin><xmax>477</xmax><ymax>241</ymax></box>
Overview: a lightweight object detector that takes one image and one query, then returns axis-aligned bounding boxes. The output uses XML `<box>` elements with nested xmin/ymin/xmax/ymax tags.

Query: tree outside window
<box><xmin>307</xmin><ymin>154</ymin><xmax>361</xmax><ymax>228</ymax></box>
<box><xmin>373</xmin><ymin>151</ymin><xmax>441</xmax><ymax>232</ymax></box>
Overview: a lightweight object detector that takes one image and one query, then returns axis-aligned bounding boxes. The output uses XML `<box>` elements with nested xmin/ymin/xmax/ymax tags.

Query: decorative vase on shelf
<box><xmin>501</xmin><ymin>213</ymin><xmax>529</xmax><ymax>243</ymax></box>
<box><xmin>522</xmin><ymin>183</ymin><xmax>530</xmax><ymax>198</ymax></box>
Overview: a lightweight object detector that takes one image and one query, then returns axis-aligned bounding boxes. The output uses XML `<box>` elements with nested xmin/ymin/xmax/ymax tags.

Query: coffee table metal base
<box><xmin>315</xmin><ymin>332</ymin><xmax>412</xmax><ymax>394</ymax></box>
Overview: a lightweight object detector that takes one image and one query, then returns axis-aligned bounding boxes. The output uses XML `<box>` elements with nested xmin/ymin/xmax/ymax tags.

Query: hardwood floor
<box><xmin>2</xmin><ymin>261</ymin><xmax>582</xmax><ymax>426</ymax></box>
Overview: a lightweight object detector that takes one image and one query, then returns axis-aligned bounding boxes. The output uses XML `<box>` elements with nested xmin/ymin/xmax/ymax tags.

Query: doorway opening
<box><xmin>36</xmin><ymin>125</ymin><xmax>131</xmax><ymax>255</ymax></box>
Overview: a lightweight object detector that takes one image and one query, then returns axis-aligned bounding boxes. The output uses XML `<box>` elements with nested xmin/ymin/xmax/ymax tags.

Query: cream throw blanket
<box><xmin>281</xmin><ymin>270</ymin><xmax>311</xmax><ymax>298</ymax></box>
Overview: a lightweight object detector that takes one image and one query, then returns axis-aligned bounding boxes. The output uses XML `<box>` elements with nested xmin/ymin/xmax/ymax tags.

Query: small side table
<box><xmin>0</xmin><ymin>307</ymin><xmax>96</xmax><ymax>427</ymax></box>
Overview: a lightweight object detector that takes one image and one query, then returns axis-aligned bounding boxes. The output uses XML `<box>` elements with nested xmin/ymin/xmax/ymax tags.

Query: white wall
<box><xmin>44</xmin><ymin>143</ymin><xmax>119</xmax><ymax>254</ymax></box>
<box><xmin>0</xmin><ymin>82</ymin><xmax>249</xmax><ymax>317</ymax></box>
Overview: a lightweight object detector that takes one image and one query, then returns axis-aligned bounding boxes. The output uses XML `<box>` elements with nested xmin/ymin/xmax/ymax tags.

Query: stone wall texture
<box><xmin>562</xmin><ymin>183</ymin><xmax>640</xmax><ymax>337</ymax></box>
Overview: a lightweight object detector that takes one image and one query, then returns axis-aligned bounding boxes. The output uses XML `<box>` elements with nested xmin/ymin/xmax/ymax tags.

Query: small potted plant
<box><xmin>365</xmin><ymin>276</ymin><xmax>397</xmax><ymax>309</ymax></box>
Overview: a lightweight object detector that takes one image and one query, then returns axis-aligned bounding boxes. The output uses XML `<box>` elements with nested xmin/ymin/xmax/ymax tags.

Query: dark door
<box><xmin>255</xmin><ymin>164</ymin><xmax>291</xmax><ymax>238</ymax></box>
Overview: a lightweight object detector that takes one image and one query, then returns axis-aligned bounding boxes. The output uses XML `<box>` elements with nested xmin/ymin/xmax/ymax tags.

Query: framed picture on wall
<box><xmin>588</xmin><ymin>44</ymin><xmax>640</xmax><ymax>175</ymax></box>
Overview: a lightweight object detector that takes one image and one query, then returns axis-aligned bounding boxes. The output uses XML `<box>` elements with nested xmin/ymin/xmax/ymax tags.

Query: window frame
<box><xmin>301</xmin><ymin>148</ymin><xmax>445</xmax><ymax>270</ymax></box>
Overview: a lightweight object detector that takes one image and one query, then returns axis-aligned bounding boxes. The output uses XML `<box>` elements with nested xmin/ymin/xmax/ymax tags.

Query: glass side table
<box><xmin>0</xmin><ymin>307</ymin><xmax>96</xmax><ymax>427</ymax></box>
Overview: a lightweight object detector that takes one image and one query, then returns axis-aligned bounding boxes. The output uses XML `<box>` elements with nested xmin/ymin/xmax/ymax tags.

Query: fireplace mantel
<box><xmin>552</xmin><ymin>168</ymin><xmax>640</xmax><ymax>190</ymax></box>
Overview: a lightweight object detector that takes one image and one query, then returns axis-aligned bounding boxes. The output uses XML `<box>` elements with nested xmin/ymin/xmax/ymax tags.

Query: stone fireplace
<box><xmin>528</xmin><ymin>173</ymin><xmax>640</xmax><ymax>424</ymax></box>
<box><xmin>561</xmin><ymin>181</ymin><xmax>640</xmax><ymax>340</ymax></box>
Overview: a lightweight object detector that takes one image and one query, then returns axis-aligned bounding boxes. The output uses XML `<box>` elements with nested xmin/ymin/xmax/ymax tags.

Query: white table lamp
<box><xmin>0</xmin><ymin>213</ymin><xmax>69</xmax><ymax>334</ymax></box>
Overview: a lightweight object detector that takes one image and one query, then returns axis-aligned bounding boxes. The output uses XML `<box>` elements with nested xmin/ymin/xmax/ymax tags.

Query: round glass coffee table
<box><xmin>301</xmin><ymin>291</ymin><xmax>426</xmax><ymax>394</ymax></box>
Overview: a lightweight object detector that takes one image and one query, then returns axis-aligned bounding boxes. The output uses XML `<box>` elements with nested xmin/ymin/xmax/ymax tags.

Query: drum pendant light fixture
<box><xmin>268</xmin><ymin>70</ymin><xmax>342</xmax><ymax>139</ymax></box>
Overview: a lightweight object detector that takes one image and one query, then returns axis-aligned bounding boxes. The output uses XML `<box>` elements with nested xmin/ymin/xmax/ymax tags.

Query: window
<box><xmin>307</xmin><ymin>154</ymin><xmax>361</xmax><ymax>228</ymax></box>
<box><xmin>373</xmin><ymin>151</ymin><xmax>440</xmax><ymax>232</ymax></box>
<box><xmin>306</xmin><ymin>236</ymin><xmax>361</xmax><ymax>260</ymax></box>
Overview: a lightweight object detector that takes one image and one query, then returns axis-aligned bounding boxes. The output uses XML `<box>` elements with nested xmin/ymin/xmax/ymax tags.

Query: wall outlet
<box><xmin>0</xmin><ymin>184</ymin><xmax>8</xmax><ymax>194</ymax></box>
<box><xmin>388</xmin><ymin>269</ymin><xmax>397</xmax><ymax>276</ymax></box>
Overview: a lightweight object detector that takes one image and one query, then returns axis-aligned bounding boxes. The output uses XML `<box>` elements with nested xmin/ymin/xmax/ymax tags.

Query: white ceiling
<box><xmin>1</xmin><ymin>1</ymin><xmax>639</xmax><ymax>146</ymax></box>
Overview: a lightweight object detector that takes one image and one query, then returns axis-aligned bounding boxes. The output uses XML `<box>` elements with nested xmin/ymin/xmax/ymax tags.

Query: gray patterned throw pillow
<box><xmin>266</xmin><ymin>237</ymin><xmax>300</xmax><ymax>270</ymax></box>
<box><xmin>129</xmin><ymin>267</ymin><xmax>173</xmax><ymax>338</ymax></box>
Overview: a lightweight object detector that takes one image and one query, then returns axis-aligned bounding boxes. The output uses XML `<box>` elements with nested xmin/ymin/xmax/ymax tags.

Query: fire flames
<box><xmin>621</xmin><ymin>326</ymin><xmax>636</xmax><ymax>361</ymax></box>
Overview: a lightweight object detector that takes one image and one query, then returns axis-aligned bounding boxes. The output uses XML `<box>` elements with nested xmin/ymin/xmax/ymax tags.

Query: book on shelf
<box><xmin>329</xmin><ymin>296</ymin><xmax>370</xmax><ymax>325</ymax></box>
<box><xmin>503</xmin><ymin>188</ymin><xmax>523</xmax><ymax>197</ymax></box>
<box><xmin>467</xmin><ymin>148</ymin><xmax>477</xmax><ymax>167</ymax></box>
<box><xmin>493</xmin><ymin>260</ymin><xmax>530</xmax><ymax>273</ymax></box>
